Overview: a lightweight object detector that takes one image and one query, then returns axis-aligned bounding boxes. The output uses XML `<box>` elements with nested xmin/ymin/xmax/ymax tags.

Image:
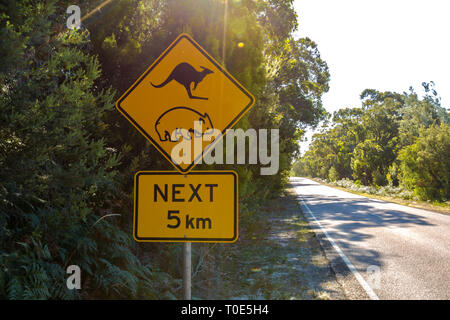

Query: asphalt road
<box><xmin>290</xmin><ymin>177</ymin><xmax>450</xmax><ymax>300</ymax></box>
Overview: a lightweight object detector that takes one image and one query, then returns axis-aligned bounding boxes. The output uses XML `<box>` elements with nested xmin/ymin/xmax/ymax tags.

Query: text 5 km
<box><xmin>167</xmin><ymin>210</ymin><xmax>212</xmax><ymax>230</ymax></box>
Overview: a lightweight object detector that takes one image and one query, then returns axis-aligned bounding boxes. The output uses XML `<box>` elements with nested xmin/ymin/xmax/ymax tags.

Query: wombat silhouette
<box><xmin>151</xmin><ymin>62</ymin><xmax>213</xmax><ymax>100</ymax></box>
<box><xmin>155</xmin><ymin>106</ymin><xmax>214</xmax><ymax>142</ymax></box>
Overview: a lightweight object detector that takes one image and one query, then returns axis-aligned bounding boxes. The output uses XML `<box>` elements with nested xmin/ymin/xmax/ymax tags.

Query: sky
<box><xmin>293</xmin><ymin>0</ymin><xmax>450</xmax><ymax>152</ymax></box>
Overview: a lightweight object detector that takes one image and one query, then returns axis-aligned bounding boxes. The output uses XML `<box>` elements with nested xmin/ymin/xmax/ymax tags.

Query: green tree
<box><xmin>399</xmin><ymin>84</ymin><xmax>449</xmax><ymax>147</ymax></box>
<box><xmin>85</xmin><ymin>0</ymin><xmax>329</xmax><ymax>296</ymax></box>
<box><xmin>351</xmin><ymin>139</ymin><xmax>385</xmax><ymax>185</ymax></box>
<box><xmin>1</xmin><ymin>0</ymin><xmax>330</xmax><ymax>299</ymax></box>
<box><xmin>0</xmin><ymin>1</ymin><xmax>159</xmax><ymax>299</ymax></box>
<box><xmin>296</xmin><ymin>85</ymin><xmax>450</xmax><ymax>198</ymax></box>
<box><xmin>398</xmin><ymin>123</ymin><xmax>450</xmax><ymax>201</ymax></box>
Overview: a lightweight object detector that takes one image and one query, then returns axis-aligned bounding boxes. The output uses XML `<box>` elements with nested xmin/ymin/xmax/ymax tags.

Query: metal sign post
<box><xmin>183</xmin><ymin>242</ymin><xmax>192</xmax><ymax>300</ymax></box>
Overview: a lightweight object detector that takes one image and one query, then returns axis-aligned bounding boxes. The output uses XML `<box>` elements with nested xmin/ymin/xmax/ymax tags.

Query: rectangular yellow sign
<box><xmin>134</xmin><ymin>171</ymin><xmax>238</xmax><ymax>242</ymax></box>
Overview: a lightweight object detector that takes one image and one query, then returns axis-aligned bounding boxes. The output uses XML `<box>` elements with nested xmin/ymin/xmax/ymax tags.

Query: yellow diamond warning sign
<box><xmin>133</xmin><ymin>171</ymin><xmax>238</xmax><ymax>242</ymax></box>
<box><xmin>116</xmin><ymin>33</ymin><xmax>255</xmax><ymax>173</ymax></box>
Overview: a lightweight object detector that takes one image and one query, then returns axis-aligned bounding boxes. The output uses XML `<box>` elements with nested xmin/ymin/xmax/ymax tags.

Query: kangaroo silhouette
<box><xmin>151</xmin><ymin>62</ymin><xmax>213</xmax><ymax>100</ymax></box>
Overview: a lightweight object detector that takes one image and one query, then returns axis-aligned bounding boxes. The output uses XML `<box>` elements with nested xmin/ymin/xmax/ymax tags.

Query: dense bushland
<box><xmin>0</xmin><ymin>0</ymin><xmax>329</xmax><ymax>298</ymax></box>
<box><xmin>293</xmin><ymin>85</ymin><xmax>450</xmax><ymax>201</ymax></box>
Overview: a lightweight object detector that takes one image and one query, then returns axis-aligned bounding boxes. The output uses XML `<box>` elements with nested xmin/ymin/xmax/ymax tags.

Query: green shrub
<box><xmin>398</xmin><ymin>124</ymin><xmax>450</xmax><ymax>201</ymax></box>
<box><xmin>0</xmin><ymin>3</ymin><xmax>160</xmax><ymax>299</ymax></box>
<box><xmin>328</xmin><ymin>167</ymin><xmax>339</xmax><ymax>182</ymax></box>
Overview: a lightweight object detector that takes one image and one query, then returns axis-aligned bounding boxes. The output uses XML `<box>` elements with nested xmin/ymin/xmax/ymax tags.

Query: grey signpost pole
<box><xmin>183</xmin><ymin>242</ymin><xmax>192</xmax><ymax>300</ymax></box>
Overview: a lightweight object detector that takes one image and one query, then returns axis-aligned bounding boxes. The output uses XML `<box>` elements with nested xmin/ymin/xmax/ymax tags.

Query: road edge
<box><xmin>289</xmin><ymin>181</ymin><xmax>379</xmax><ymax>300</ymax></box>
<box><xmin>307</xmin><ymin>177</ymin><xmax>450</xmax><ymax>216</ymax></box>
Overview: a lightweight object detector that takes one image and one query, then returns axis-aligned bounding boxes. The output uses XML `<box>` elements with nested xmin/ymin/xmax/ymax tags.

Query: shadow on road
<box><xmin>289</xmin><ymin>179</ymin><xmax>434</xmax><ymax>272</ymax></box>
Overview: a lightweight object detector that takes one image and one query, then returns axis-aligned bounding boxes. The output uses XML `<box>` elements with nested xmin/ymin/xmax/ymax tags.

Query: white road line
<box><xmin>296</xmin><ymin>193</ymin><xmax>380</xmax><ymax>300</ymax></box>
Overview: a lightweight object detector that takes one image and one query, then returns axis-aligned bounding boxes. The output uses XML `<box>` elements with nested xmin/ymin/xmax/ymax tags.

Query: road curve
<box><xmin>290</xmin><ymin>177</ymin><xmax>450</xmax><ymax>300</ymax></box>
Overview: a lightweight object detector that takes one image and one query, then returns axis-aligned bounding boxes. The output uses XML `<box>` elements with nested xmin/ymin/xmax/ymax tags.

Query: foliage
<box><xmin>328</xmin><ymin>167</ymin><xmax>339</xmax><ymax>182</ymax></box>
<box><xmin>1</xmin><ymin>0</ymin><xmax>329</xmax><ymax>299</ymax></box>
<box><xmin>85</xmin><ymin>0</ymin><xmax>329</xmax><ymax>298</ymax></box>
<box><xmin>398</xmin><ymin>123</ymin><xmax>450</xmax><ymax>201</ymax></box>
<box><xmin>0</xmin><ymin>1</ymin><xmax>166</xmax><ymax>299</ymax></box>
<box><xmin>295</xmin><ymin>85</ymin><xmax>449</xmax><ymax>202</ymax></box>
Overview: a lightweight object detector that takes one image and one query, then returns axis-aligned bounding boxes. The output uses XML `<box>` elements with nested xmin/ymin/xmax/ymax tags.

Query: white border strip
<box><xmin>298</xmin><ymin>197</ymin><xmax>380</xmax><ymax>300</ymax></box>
